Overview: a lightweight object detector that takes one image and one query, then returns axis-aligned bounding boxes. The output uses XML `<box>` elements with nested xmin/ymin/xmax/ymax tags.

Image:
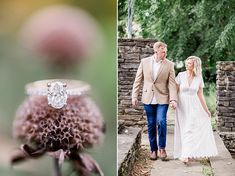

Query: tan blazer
<box><xmin>132</xmin><ymin>56</ymin><xmax>177</xmax><ymax>104</ymax></box>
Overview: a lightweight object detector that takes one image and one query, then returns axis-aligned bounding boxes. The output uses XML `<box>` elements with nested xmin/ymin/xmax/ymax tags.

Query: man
<box><xmin>132</xmin><ymin>41</ymin><xmax>177</xmax><ymax>160</ymax></box>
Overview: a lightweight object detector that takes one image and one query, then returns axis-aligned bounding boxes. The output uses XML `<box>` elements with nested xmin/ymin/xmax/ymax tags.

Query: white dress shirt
<box><xmin>150</xmin><ymin>56</ymin><xmax>162</xmax><ymax>104</ymax></box>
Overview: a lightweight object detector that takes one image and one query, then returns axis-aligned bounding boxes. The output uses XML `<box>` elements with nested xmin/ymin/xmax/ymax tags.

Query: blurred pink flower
<box><xmin>20</xmin><ymin>5</ymin><xmax>103</xmax><ymax>66</ymax></box>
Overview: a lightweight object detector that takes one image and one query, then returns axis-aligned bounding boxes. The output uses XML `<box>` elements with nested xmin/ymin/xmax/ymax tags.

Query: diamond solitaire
<box><xmin>26</xmin><ymin>79</ymin><xmax>90</xmax><ymax>109</ymax></box>
<box><xmin>47</xmin><ymin>81</ymin><xmax>68</xmax><ymax>109</ymax></box>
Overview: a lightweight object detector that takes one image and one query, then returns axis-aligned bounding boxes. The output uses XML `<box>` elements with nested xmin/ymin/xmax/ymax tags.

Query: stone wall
<box><xmin>118</xmin><ymin>38</ymin><xmax>157</xmax><ymax>126</ymax></box>
<box><xmin>216</xmin><ymin>61</ymin><xmax>235</xmax><ymax>156</ymax></box>
<box><xmin>118</xmin><ymin>127</ymin><xmax>142</xmax><ymax>176</ymax></box>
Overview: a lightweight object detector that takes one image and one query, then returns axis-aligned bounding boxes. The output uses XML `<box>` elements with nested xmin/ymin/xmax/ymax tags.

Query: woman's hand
<box><xmin>170</xmin><ymin>100</ymin><xmax>177</xmax><ymax>109</ymax></box>
<box><xmin>206</xmin><ymin>110</ymin><xmax>211</xmax><ymax>118</ymax></box>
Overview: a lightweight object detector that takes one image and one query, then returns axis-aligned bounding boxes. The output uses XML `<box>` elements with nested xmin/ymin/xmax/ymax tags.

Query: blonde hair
<box><xmin>153</xmin><ymin>41</ymin><xmax>167</xmax><ymax>51</ymax></box>
<box><xmin>185</xmin><ymin>56</ymin><xmax>202</xmax><ymax>76</ymax></box>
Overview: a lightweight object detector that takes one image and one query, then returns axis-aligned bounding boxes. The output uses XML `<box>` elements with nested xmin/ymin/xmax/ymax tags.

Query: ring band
<box><xmin>25</xmin><ymin>79</ymin><xmax>90</xmax><ymax>109</ymax></box>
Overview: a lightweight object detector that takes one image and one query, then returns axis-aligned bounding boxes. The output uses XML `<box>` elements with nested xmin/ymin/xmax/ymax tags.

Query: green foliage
<box><xmin>118</xmin><ymin>0</ymin><xmax>128</xmax><ymax>38</ymax></box>
<box><xmin>118</xmin><ymin>0</ymin><xmax>235</xmax><ymax>81</ymax></box>
<box><xmin>204</xmin><ymin>82</ymin><xmax>217</xmax><ymax>131</ymax></box>
<box><xmin>200</xmin><ymin>158</ymin><xmax>215</xmax><ymax>176</ymax></box>
<box><xmin>204</xmin><ymin>83</ymin><xmax>216</xmax><ymax>114</ymax></box>
<box><xmin>202</xmin><ymin>165</ymin><xmax>215</xmax><ymax>176</ymax></box>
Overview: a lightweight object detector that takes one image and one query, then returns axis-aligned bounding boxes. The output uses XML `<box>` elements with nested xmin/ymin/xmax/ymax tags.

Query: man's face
<box><xmin>154</xmin><ymin>46</ymin><xmax>167</xmax><ymax>59</ymax></box>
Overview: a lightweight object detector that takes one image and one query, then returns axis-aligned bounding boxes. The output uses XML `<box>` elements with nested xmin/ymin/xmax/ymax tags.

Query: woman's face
<box><xmin>186</xmin><ymin>59</ymin><xmax>194</xmax><ymax>71</ymax></box>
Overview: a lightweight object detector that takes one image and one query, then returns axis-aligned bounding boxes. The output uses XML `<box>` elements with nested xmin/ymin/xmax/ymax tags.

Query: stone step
<box><xmin>118</xmin><ymin>127</ymin><xmax>142</xmax><ymax>176</ymax></box>
<box><xmin>210</xmin><ymin>133</ymin><xmax>235</xmax><ymax>176</ymax></box>
<box><xmin>143</xmin><ymin>132</ymin><xmax>235</xmax><ymax>176</ymax></box>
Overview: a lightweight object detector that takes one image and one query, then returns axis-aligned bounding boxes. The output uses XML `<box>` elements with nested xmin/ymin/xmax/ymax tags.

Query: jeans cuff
<box><xmin>159</xmin><ymin>147</ymin><xmax>166</xmax><ymax>149</ymax></box>
<box><xmin>151</xmin><ymin>148</ymin><xmax>158</xmax><ymax>151</ymax></box>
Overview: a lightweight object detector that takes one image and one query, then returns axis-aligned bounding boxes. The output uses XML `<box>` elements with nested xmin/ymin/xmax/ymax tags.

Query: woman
<box><xmin>173</xmin><ymin>56</ymin><xmax>218</xmax><ymax>164</ymax></box>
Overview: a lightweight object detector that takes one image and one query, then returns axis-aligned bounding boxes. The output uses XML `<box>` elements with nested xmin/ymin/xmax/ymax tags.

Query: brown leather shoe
<box><xmin>159</xmin><ymin>149</ymin><xmax>167</xmax><ymax>160</ymax></box>
<box><xmin>150</xmin><ymin>150</ymin><xmax>158</xmax><ymax>160</ymax></box>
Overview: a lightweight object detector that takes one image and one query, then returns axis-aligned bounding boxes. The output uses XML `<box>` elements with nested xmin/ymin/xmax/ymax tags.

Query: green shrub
<box><xmin>204</xmin><ymin>83</ymin><xmax>217</xmax><ymax>131</ymax></box>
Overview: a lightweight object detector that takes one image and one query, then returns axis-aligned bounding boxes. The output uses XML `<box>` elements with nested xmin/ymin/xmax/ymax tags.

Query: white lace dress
<box><xmin>173</xmin><ymin>71</ymin><xmax>218</xmax><ymax>159</ymax></box>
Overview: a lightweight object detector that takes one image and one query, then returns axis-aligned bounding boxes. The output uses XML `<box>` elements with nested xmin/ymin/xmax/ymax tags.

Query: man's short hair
<box><xmin>153</xmin><ymin>41</ymin><xmax>167</xmax><ymax>51</ymax></box>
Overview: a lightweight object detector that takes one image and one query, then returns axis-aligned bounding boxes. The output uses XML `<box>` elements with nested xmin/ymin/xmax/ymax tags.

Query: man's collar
<box><xmin>152</xmin><ymin>55</ymin><xmax>163</xmax><ymax>63</ymax></box>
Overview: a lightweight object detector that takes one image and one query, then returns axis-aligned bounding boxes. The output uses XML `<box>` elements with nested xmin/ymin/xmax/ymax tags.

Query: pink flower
<box><xmin>20</xmin><ymin>5</ymin><xmax>103</xmax><ymax>66</ymax></box>
<box><xmin>12</xmin><ymin>95</ymin><xmax>105</xmax><ymax>175</ymax></box>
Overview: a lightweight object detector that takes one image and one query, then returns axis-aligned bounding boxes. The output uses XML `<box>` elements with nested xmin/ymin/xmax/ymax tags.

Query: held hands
<box><xmin>170</xmin><ymin>100</ymin><xmax>177</xmax><ymax>109</ymax></box>
<box><xmin>132</xmin><ymin>99</ymin><xmax>178</xmax><ymax>109</ymax></box>
<box><xmin>132</xmin><ymin>98</ymin><xmax>138</xmax><ymax>107</ymax></box>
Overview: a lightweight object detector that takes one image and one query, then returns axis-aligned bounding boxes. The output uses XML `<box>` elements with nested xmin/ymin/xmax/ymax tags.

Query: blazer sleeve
<box><xmin>132</xmin><ymin>60</ymin><xmax>144</xmax><ymax>99</ymax></box>
<box><xmin>168</xmin><ymin>63</ymin><xmax>178</xmax><ymax>102</ymax></box>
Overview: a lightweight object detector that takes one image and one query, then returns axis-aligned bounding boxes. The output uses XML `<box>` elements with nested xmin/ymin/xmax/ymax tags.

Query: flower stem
<box><xmin>53</xmin><ymin>158</ymin><xmax>61</xmax><ymax>176</ymax></box>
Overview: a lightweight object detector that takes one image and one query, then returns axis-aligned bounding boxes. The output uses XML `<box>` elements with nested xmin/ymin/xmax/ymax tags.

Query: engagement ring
<box><xmin>25</xmin><ymin>79</ymin><xmax>90</xmax><ymax>109</ymax></box>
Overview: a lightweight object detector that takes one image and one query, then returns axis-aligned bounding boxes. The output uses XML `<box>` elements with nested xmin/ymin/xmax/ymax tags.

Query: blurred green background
<box><xmin>0</xmin><ymin>0</ymin><xmax>116</xmax><ymax>175</ymax></box>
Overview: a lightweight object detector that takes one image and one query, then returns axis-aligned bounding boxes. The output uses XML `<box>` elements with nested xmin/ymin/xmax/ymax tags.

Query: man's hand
<box><xmin>132</xmin><ymin>98</ymin><xmax>138</xmax><ymax>106</ymax></box>
<box><xmin>170</xmin><ymin>100</ymin><xmax>177</xmax><ymax>109</ymax></box>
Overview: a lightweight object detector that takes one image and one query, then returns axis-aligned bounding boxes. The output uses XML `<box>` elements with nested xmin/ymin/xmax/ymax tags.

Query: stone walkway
<box><xmin>142</xmin><ymin>132</ymin><xmax>235</xmax><ymax>176</ymax></box>
<box><xmin>118</xmin><ymin>109</ymin><xmax>235</xmax><ymax>176</ymax></box>
<box><xmin>141</xmin><ymin>109</ymin><xmax>235</xmax><ymax>176</ymax></box>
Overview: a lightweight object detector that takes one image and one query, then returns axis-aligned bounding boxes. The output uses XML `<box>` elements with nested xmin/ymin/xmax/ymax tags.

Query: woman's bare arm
<box><xmin>197</xmin><ymin>87</ymin><xmax>211</xmax><ymax>117</ymax></box>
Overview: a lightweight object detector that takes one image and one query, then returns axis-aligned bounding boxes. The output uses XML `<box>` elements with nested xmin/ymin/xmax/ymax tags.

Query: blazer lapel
<box><xmin>154</xmin><ymin>59</ymin><xmax>166</xmax><ymax>82</ymax></box>
<box><xmin>149</xmin><ymin>56</ymin><xmax>154</xmax><ymax>81</ymax></box>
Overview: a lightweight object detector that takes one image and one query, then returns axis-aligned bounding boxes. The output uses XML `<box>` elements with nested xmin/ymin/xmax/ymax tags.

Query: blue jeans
<box><xmin>144</xmin><ymin>104</ymin><xmax>169</xmax><ymax>151</ymax></box>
